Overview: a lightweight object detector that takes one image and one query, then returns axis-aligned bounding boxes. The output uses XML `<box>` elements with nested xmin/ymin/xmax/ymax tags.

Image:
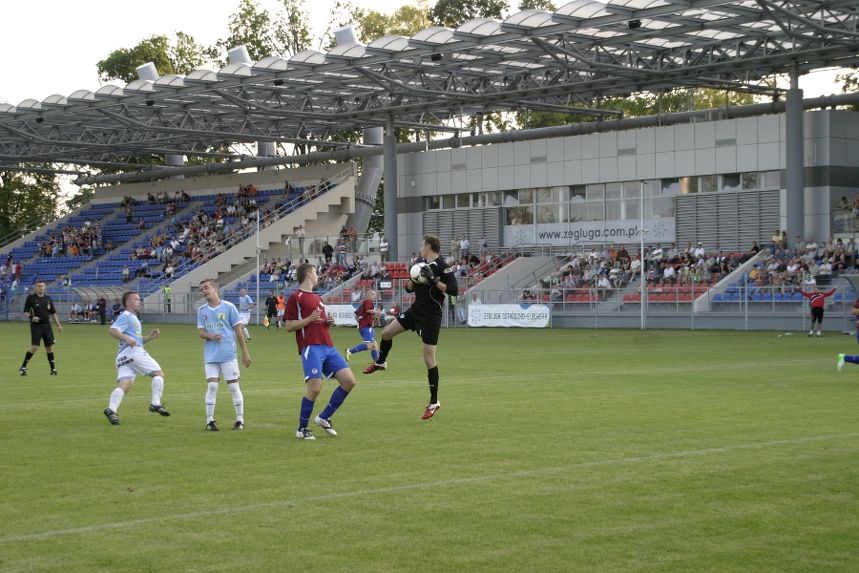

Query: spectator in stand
<box><xmin>661</xmin><ymin>262</ymin><xmax>676</xmax><ymax>285</ymax></box>
<box><xmin>322</xmin><ymin>241</ymin><xmax>334</xmax><ymax>264</ymax></box>
<box><xmin>817</xmin><ymin>259</ymin><xmax>833</xmax><ymax>284</ymax></box>
<box><xmin>459</xmin><ymin>236</ymin><xmax>470</xmax><ymax>258</ymax></box>
<box><xmin>69</xmin><ymin>302</ymin><xmax>82</xmax><ymax>322</ymax></box>
<box><xmin>800</xmin><ymin>281</ymin><xmax>836</xmax><ymax>337</ymax></box>
<box><xmin>84</xmin><ymin>301</ymin><xmax>97</xmax><ymax>322</ymax></box>
<box><xmin>793</xmin><ymin>235</ymin><xmax>804</xmax><ymax>255</ymax></box>
<box><xmin>345</xmin><ymin>226</ymin><xmax>355</xmax><ymax>253</ymax></box>
<box><xmin>97</xmin><ymin>297</ymin><xmax>107</xmax><ymax>325</ymax></box>
<box><xmin>740</xmin><ymin>241</ymin><xmax>761</xmax><ymax>263</ymax></box>
<box><xmin>336</xmin><ymin>238</ymin><xmax>348</xmax><ymax>266</ymax></box>
<box><xmin>296</xmin><ymin>225</ymin><xmax>305</xmax><ymax>255</ymax></box>
<box><xmin>379</xmin><ymin>236</ymin><xmax>389</xmax><ymax>263</ymax></box>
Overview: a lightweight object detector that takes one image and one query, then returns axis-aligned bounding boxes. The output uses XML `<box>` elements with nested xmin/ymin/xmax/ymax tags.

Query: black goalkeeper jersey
<box><xmin>410</xmin><ymin>257</ymin><xmax>459</xmax><ymax>315</ymax></box>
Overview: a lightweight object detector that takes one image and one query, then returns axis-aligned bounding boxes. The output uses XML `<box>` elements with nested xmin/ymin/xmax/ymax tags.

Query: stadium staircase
<box><xmin>143</xmin><ymin>173</ymin><xmax>357</xmax><ymax>311</ymax></box>
<box><xmin>465</xmin><ymin>255</ymin><xmax>557</xmax><ymax>304</ymax></box>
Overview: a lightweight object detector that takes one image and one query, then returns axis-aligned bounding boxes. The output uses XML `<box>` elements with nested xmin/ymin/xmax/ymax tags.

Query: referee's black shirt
<box><xmin>23</xmin><ymin>293</ymin><xmax>56</xmax><ymax>323</ymax></box>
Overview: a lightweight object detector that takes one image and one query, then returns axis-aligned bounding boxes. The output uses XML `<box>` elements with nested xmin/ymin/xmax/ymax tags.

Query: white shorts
<box><xmin>205</xmin><ymin>360</ymin><xmax>240</xmax><ymax>381</ymax></box>
<box><xmin>116</xmin><ymin>346</ymin><xmax>162</xmax><ymax>382</ymax></box>
<box><xmin>240</xmin><ymin>312</ymin><xmax>251</xmax><ymax>325</ymax></box>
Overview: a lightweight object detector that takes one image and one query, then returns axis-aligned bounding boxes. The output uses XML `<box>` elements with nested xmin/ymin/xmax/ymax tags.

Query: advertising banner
<box><xmin>327</xmin><ymin>304</ymin><xmax>359</xmax><ymax>326</ymax></box>
<box><xmin>467</xmin><ymin>304</ymin><xmax>551</xmax><ymax>328</ymax></box>
<box><xmin>504</xmin><ymin>218</ymin><xmax>675</xmax><ymax>246</ymax></box>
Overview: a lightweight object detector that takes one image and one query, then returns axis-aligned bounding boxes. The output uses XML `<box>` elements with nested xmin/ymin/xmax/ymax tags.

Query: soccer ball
<box><xmin>410</xmin><ymin>262</ymin><xmax>430</xmax><ymax>284</ymax></box>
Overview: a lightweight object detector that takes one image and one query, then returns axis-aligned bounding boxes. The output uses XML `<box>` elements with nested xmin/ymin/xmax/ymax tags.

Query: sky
<box><xmin>0</xmin><ymin>0</ymin><xmax>410</xmax><ymax>105</ymax></box>
<box><xmin>0</xmin><ymin>0</ymin><xmax>849</xmax><ymax>106</ymax></box>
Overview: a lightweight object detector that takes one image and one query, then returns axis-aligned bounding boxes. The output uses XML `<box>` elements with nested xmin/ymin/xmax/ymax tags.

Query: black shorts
<box><xmin>30</xmin><ymin>323</ymin><xmax>55</xmax><ymax>347</ymax></box>
<box><xmin>396</xmin><ymin>307</ymin><xmax>441</xmax><ymax>345</ymax></box>
<box><xmin>811</xmin><ymin>307</ymin><xmax>824</xmax><ymax>322</ymax></box>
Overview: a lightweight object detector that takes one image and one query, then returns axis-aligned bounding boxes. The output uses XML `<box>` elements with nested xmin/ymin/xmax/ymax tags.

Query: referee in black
<box><xmin>20</xmin><ymin>279</ymin><xmax>63</xmax><ymax>376</ymax></box>
<box><xmin>362</xmin><ymin>234</ymin><xmax>458</xmax><ymax>420</ymax></box>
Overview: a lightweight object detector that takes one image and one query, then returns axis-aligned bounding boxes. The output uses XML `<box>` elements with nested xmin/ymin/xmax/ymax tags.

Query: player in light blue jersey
<box><xmin>103</xmin><ymin>291</ymin><xmax>170</xmax><ymax>425</ymax></box>
<box><xmin>237</xmin><ymin>287</ymin><xmax>255</xmax><ymax>343</ymax></box>
<box><xmin>198</xmin><ymin>279</ymin><xmax>252</xmax><ymax>431</ymax></box>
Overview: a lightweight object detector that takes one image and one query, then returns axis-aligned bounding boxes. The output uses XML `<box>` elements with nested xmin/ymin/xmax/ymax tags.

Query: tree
<box><xmin>0</xmin><ymin>171</ymin><xmax>63</xmax><ymax>240</ymax></box>
<box><xmin>97</xmin><ymin>36</ymin><xmax>176</xmax><ymax>83</ymax></box>
<box><xmin>520</xmin><ymin>87</ymin><xmax>757</xmax><ymax>129</ymax></box>
<box><xmin>428</xmin><ymin>0</ymin><xmax>509</xmax><ymax>28</ymax></box>
<box><xmin>63</xmin><ymin>185</ymin><xmax>96</xmax><ymax>214</ymax></box>
<box><xmin>275</xmin><ymin>0</ymin><xmax>313</xmax><ymax>56</ymax></box>
<box><xmin>97</xmin><ymin>34</ymin><xmax>211</xmax><ymax>83</ymax></box>
<box><xmin>517</xmin><ymin>0</ymin><xmax>555</xmax><ymax>10</ymax></box>
<box><xmin>170</xmin><ymin>31</ymin><xmax>213</xmax><ymax>75</ymax></box>
<box><xmin>352</xmin><ymin>0</ymin><xmax>432</xmax><ymax>43</ymax></box>
<box><xmin>216</xmin><ymin>0</ymin><xmax>283</xmax><ymax>63</ymax></box>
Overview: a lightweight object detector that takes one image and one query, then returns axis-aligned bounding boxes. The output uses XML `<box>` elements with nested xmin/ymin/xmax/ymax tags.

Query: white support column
<box><xmin>785</xmin><ymin>70</ymin><xmax>805</xmax><ymax>241</ymax></box>
<box><xmin>384</xmin><ymin>116</ymin><xmax>399</xmax><ymax>261</ymax></box>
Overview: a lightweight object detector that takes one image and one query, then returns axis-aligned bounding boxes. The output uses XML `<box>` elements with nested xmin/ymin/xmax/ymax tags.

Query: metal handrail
<box><xmin>136</xmin><ymin>167</ymin><xmax>353</xmax><ymax>294</ymax></box>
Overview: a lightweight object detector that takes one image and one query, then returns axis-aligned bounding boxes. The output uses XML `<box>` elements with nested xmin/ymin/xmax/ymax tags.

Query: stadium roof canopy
<box><xmin>2</xmin><ymin>0</ymin><xmax>859</xmax><ymax>180</ymax></box>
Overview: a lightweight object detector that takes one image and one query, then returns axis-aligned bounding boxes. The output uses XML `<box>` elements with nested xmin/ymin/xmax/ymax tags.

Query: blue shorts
<box><xmin>359</xmin><ymin>326</ymin><xmax>376</xmax><ymax>343</ymax></box>
<box><xmin>301</xmin><ymin>345</ymin><xmax>349</xmax><ymax>381</ymax></box>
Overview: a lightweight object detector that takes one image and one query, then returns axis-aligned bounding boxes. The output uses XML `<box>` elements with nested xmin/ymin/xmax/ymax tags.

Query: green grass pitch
<box><xmin>1</xmin><ymin>322</ymin><xmax>857</xmax><ymax>572</ymax></box>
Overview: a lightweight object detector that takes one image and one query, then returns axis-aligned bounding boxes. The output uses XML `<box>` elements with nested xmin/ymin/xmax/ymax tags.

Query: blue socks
<box><xmin>319</xmin><ymin>386</ymin><xmax>350</xmax><ymax>420</ymax></box>
<box><xmin>349</xmin><ymin>343</ymin><xmax>379</xmax><ymax>362</ymax></box>
<box><xmin>846</xmin><ymin>355</ymin><xmax>859</xmax><ymax>365</ymax></box>
<box><xmin>298</xmin><ymin>396</ymin><xmax>314</xmax><ymax>430</ymax></box>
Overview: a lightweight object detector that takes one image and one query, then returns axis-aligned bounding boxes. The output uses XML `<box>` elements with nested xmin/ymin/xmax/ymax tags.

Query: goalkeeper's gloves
<box><xmin>419</xmin><ymin>264</ymin><xmax>436</xmax><ymax>283</ymax></box>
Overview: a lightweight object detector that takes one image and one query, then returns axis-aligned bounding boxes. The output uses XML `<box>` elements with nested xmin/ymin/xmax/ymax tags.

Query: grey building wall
<box><xmin>396</xmin><ymin>110</ymin><xmax>859</xmax><ymax>253</ymax></box>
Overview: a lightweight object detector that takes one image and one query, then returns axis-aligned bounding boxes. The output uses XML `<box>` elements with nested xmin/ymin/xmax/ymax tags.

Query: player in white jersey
<box><xmin>103</xmin><ymin>291</ymin><xmax>170</xmax><ymax>425</ymax></box>
<box><xmin>198</xmin><ymin>279</ymin><xmax>252</xmax><ymax>431</ymax></box>
<box><xmin>237</xmin><ymin>287</ymin><xmax>255</xmax><ymax>343</ymax></box>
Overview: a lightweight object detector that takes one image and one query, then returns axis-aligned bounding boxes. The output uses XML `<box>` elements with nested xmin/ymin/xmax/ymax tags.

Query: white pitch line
<box><xmin>2</xmin><ymin>431</ymin><xmax>857</xmax><ymax>544</ymax></box>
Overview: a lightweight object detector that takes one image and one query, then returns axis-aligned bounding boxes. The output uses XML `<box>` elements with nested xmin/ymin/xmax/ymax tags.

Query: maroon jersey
<box><xmin>356</xmin><ymin>299</ymin><xmax>376</xmax><ymax>328</ymax></box>
<box><xmin>854</xmin><ymin>297</ymin><xmax>859</xmax><ymax>331</ymax></box>
<box><xmin>284</xmin><ymin>289</ymin><xmax>334</xmax><ymax>353</ymax></box>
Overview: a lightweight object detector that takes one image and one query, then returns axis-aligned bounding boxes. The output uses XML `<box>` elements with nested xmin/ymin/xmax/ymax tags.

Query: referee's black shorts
<box><xmin>397</xmin><ymin>307</ymin><xmax>442</xmax><ymax>346</ymax></box>
<box><xmin>30</xmin><ymin>323</ymin><xmax>55</xmax><ymax>346</ymax></box>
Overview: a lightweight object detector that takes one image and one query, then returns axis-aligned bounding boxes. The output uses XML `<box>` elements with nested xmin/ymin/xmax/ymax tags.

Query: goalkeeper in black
<box><xmin>363</xmin><ymin>234</ymin><xmax>458</xmax><ymax>420</ymax></box>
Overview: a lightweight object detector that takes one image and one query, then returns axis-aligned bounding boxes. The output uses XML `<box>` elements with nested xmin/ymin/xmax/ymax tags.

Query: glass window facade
<box><xmin>423</xmin><ymin>170</ymin><xmax>782</xmax><ymax>227</ymax></box>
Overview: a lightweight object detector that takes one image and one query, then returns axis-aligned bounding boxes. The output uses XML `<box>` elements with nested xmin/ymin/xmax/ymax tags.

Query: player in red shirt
<box><xmin>346</xmin><ymin>289</ymin><xmax>381</xmax><ymax>365</ymax></box>
<box><xmin>837</xmin><ymin>295</ymin><xmax>859</xmax><ymax>371</ymax></box>
<box><xmin>799</xmin><ymin>283</ymin><xmax>836</xmax><ymax>337</ymax></box>
<box><xmin>284</xmin><ymin>263</ymin><xmax>357</xmax><ymax>440</ymax></box>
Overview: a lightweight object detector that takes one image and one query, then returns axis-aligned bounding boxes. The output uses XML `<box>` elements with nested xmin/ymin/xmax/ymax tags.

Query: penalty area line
<box><xmin>1</xmin><ymin>431</ymin><xmax>857</xmax><ymax>544</ymax></box>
